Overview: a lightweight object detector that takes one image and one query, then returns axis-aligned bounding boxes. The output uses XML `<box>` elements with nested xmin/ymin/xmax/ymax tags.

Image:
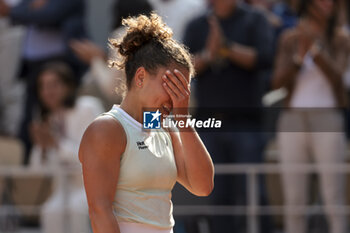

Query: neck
<box><xmin>119</xmin><ymin>92</ymin><xmax>143</xmax><ymax>124</ymax></box>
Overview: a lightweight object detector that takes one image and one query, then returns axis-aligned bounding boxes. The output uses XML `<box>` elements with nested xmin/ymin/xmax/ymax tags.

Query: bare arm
<box><xmin>193</xmin><ymin>43</ymin><xmax>258</xmax><ymax>73</ymax></box>
<box><xmin>79</xmin><ymin>116</ymin><xmax>126</xmax><ymax>233</ymax></box>
<box><xmin>162</xmin><ymin>69</ymin><xmax>214</xmax><ymax>196</ymax></box>
<box><xmin>272</xmin><ymin>31</ymin><xmax>300</xmax><ymax>90</ymax></box>
<box><xmin>224</xmin><ymin>43</ymin><xmax>257</xmax><ymax>70</ymax></box>
<box><xmin>169</xmin><ymin>127</ymin><xmax>214</xmax><ymax>196</ymax></box>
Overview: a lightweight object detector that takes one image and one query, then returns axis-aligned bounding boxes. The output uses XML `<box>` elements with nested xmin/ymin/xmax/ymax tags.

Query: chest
<box><xmin>118</xmin><ymin>131</ymin><xmax>177</xmax><ymax>190</ymax></box>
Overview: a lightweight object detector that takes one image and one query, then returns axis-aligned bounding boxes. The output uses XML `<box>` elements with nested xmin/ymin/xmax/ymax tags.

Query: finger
<box><xmin>165</xmin><ymin>70</ymin><xmax>187</xmax><ymax>95</ymax></box>
<box><xmin>209</xmin><ymin>16</ymin><xmax>221</xmax><ymax>32</ymax></box>
<box><xmin>173</xmin><ymin>69</ymin><xmax>190</xmax><ymax>91</ymax></box>
<box><xmin>162</xmin><ymin>75</ymin><xmax>182</xmax><ymax>98</ymax></box>
<box><xmin>163</xmin><ymin>82</ymin><xmax>178</xmax><ymax>100</ymax></box>
<box><xmin>212</xmin><ymin>16</ymin><xmax>220</xmax><ymax>28</ymax></box>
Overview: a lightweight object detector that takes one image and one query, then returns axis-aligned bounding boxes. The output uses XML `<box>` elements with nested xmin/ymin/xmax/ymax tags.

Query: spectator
<box><xmin>28</xmin><ymin>62</ymin><xmax>104</xmax><ymax>233</ymax></box>
<box><xmin>183</xmin><ymin>0</ymin><xmax>274</xmax><ymax>232</ymax></box>
<box><xmin>0</xmin><ymin>0</ymin><xmax>87</xmax><ymax>164</ymax></box>
<box><xmin>272</xmin><ymin>0</ymin><xmax>350</xmax><ymax>232</ymax></box>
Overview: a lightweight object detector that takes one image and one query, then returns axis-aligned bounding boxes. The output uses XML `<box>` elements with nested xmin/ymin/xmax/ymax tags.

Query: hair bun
<box><xmin>116</xmin><ymin>13</ymin><xmax>173</xmax><ymax>57</ymax></box>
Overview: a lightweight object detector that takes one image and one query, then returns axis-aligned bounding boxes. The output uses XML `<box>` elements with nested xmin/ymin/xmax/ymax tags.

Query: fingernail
<box><xmin>174</xmin><ymin>69</ymin><xmax>179</xmax><ymax>73</ymax></box>
<box><xmin>166</xmin><ymin>70</ymin><xmax>171</xmax><ymax>74</ymax></box>
<box><xmin>162</xmin><ymin>75</ymin><xmax>167</xmax><ymax>79</ymax></box>
<box><xmin>163</xmin><ymin>82</ymin><xmax>167</xmax><ymax>86</ymax></box>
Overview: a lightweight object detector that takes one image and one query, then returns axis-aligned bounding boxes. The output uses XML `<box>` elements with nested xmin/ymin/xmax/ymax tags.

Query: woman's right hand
<box><xmin>206</xmin><ymin>16</ymin><xmax>224</xmax><ymax>61</ymax></box>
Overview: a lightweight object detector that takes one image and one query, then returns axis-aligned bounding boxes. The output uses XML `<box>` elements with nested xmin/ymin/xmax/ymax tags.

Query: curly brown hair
<box><xmin>109</xmin><ymin>13</ymin><xmax>194</xmax><ymax>90</ymax></box>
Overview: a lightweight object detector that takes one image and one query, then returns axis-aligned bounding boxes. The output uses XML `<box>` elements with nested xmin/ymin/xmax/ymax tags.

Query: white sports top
<box><xmin>103</xmin><ymin>105</ymin><xmax>177</xmax><ymax>229</ymax></box>
<box><xmin>290</xmin><ymin>53</ymin><xmax>336</xmax><ymax>108</ymax></box>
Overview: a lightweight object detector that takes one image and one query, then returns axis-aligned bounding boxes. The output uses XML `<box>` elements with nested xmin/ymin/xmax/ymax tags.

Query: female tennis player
<box><xmin>79</xmin><ymin>13</ymin><xmax>214</xmax><ymax>233</ymax></box>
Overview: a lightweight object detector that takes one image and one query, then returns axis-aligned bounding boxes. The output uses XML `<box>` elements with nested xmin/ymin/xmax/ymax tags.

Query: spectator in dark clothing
<box><xmin>183</xmin><ymin>0</ymin><xmax>274</xmax><ymax>232</ymax></box>
<box><xmin>0</xmin><ymin>0</ymin><xmax>87</xmax><ymax>164</ymax></box>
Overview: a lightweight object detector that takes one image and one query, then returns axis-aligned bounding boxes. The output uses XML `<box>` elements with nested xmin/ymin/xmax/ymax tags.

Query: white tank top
<box><xmin>103</xmin><ymin>105</ymin><xmax>177</xmax><ymax>229</ymax></box>
<box><xmin>290</xmin><ymin>53</ymin><xmax>337</xmax><ymax>108</ymax></box>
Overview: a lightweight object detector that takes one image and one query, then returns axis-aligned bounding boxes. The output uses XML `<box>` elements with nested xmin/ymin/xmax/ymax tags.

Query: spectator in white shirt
<box><xmin>29</xmin><ymin>62</ymin><xmax>104</xmax><ymax>233</ymax></box>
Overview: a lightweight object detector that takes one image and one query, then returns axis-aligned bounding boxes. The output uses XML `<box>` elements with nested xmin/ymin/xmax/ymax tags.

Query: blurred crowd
<box><xmin>0</xmin><ymin>0</ymin><xmax>350</xmax><ymax>233</ymax></box>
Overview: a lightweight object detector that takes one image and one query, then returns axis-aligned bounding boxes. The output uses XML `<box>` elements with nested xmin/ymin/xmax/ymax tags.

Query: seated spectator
<box><xmin>29</xmin><ymin>62</ymin><xmax>104</xmax><ymax>233</ymax></box>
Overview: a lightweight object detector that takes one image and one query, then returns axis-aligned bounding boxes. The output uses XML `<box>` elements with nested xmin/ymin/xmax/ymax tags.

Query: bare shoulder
<box><xmin>79</xmin><ymin>115</ymin><xmax>127</xmax><ymax>162</ymax></box>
